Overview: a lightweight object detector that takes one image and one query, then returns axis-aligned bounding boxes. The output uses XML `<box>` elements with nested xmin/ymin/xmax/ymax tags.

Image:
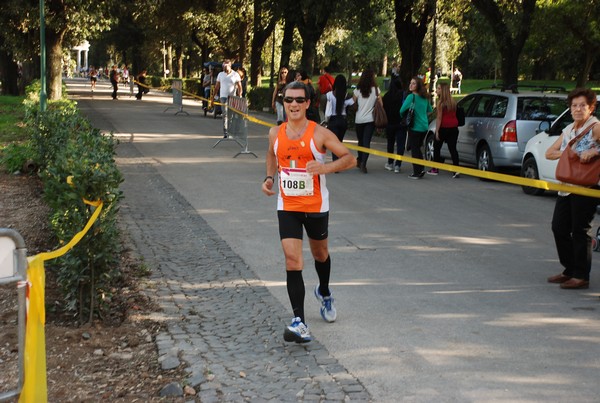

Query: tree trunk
<box><xmin>249</xmin><ymin>0</ymin><xmax>278</xmax><ymax>87</ymax></box>
<box><xmin>296</xmin><ymin>1</ymin><xmax>331</xmax><ymax>74</ymax></box>
<box><xmin>471</xmin><ymin>0</ymin><xmax>536</xmax><ymax>87</ymax></box>
<box><xmin>394</xmin><ymin>0</ymin><xmax>435</xmax><ymax>90</ymax></box>
<box><xmin>0</xmin><ymin>48</ymin><xmax>20</xmax><ymax>95</ymax></box>
<box><xmin>47</xmin><ymin>29</ymin><xmax>64</xmax><ymax>100</ymax></box>
<box><xmin>175</xmin><ymin>46</ymin><xmax>183</xmax><ymax>78</ymax></box>
<box><xmin>167</xmin><ymin>44</ymin><xmax>173</xmax><ymax>77</ymax></box>
<box><xmin>576</xmin><ymin>50</ymin><xmax>594</xmax><ymax>88</ymax></box>
<box><xmin>280</xmin><ymin>10</ymin><xmax>296</xmax><ymax>69</ymax></box>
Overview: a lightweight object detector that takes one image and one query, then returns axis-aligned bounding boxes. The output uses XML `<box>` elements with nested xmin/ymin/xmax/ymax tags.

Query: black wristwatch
<box><xmin>264</xmin><ymin>175</ymin><xmax>274</xmax><ymax>183</ymax></box>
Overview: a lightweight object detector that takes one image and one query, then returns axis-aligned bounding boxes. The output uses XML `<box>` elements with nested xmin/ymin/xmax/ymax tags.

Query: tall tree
<box><xmin>43</xmin><ymin>0</ymin><xmax>116</xmax><ymax>99</ymax></box>
<box><xmin>249</xmin><ymin>0</ymin><xmax>281</xmax><ymax>86</ymax></box>
<box><xmin>471</xmin><ymin>0</ymin><xmax>537</xmax><ymax>87</ymax></box>
<box><xmin>296</xmin><ymin>0</ymin><xmax>336</xmax><ymax>73</ymax></box>
<box><xmin>394</xmin><ymin>0</ymin><xmax>436</xmax><ymax>89</ymax></box>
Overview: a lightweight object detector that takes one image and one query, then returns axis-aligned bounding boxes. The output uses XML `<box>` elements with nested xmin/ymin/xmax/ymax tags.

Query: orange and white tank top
<box><xmin>274</xmin><ymin>121</ymin><xmax>329</xmax><ymax>212</ymax></box>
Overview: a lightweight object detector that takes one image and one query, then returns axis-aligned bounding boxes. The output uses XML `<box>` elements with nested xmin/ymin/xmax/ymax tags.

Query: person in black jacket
<box><xmin>109</xmin><ymin>65</ymin><xmax>119</xmax><ymax>100</ymax></box>
<box><xmin>135</xmin><ymin>70</ymin><xmax>149</xmax><ymax>100</ymax></box>
<box><xmin>382</xmin><ymin>79</ymin><xmax>407</xmax><ymax>173</ymax></box>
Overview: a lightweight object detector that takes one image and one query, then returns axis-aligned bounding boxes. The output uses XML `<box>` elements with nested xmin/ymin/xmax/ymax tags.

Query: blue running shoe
<box><xmin>314</xmin><ymin>285</ymin><xmax>337</xmax><ymax>323</ymax></box>
<box><xmin>283</xmin><ymin>317</ymin><xmax>312</xmax><ymax>343</ymax></box>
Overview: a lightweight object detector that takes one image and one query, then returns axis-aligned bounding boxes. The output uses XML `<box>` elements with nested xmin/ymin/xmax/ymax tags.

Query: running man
<box><xmin>261</xmin><ymin>81</ymin><xmax>356</xmax><ymax>343</ymax></box>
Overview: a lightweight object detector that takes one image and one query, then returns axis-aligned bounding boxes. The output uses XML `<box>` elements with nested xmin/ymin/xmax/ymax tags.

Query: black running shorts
<box><xmin>277</xmin><ymin>211</ymin><xmax>329</xmax><ymax>240</ymax></box>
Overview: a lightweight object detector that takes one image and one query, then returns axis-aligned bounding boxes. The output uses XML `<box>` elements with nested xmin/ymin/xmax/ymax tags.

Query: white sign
<box><xmin>0</xmin><ymin>237</ymin><xmax>16</xmax><ymax>279</ymax></box>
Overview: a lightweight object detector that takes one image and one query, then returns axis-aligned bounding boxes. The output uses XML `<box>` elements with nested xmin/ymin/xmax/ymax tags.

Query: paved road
<box><xmin>68</xmin><ymin>78</ymin><xmax>600</xmax><ymax>402</ymax></box>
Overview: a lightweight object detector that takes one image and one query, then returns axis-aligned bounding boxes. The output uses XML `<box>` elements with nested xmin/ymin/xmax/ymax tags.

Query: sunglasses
<box><xmin>283</xmin><ymin>97</ymin><xmax>307</xmax><ymax>104</ymax></box>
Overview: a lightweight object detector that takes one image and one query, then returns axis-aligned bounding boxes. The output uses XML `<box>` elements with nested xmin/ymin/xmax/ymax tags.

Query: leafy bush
<box><xmin>247</xmin><ymin>87</ymin><xmax>273</xmax><ymax>112</ymax></box>
<box><xmin>24</xmin><ymin>83</ymin><xmax>123</xmax><ymax>323</ymax></box>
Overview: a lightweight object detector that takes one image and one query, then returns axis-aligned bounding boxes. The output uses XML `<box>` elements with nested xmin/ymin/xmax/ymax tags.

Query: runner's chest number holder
<box><xmin>279</xmin><ymin>168</ymin><xmax>314</xmax><ymax>196</ymax></box>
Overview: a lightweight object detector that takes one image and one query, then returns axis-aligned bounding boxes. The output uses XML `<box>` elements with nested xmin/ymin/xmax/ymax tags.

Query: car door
<box><xmin>458</xmin><ymin>94</ymin><xmax>494</xmax><ymax>164</ymax></box>
<box><xmin>455</xmin><ymin>95</ymin><xmax>479</xmax><ymax>164</ymax></box>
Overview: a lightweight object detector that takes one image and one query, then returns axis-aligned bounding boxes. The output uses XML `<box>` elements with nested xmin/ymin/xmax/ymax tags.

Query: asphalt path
<box><xmin>68</xmin><ymin>78</ymin><xmax>600</xmax><ymax>402</ymax></box>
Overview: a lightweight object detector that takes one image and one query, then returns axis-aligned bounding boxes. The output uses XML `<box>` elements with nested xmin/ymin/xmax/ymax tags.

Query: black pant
<box><xmin>111</xmin><ymin>81</ymin><xmax>118</xmax><ymax>99</ymax></box>
<box><xmin>386</xmin><ymin>123</ymin><xmax>407</xmax><ymax>166</ymax></box>
<box><xmin>551</xmin><ymin>193</ymin><xmax>599</xmax><ymax>280</ymax></box>
<box><xmin>408</xmin><ymin>129</ymin><xmax>426</xmax><ymax>175</ymax></box>
<box><xmin>434</xmin><ymin>127</ymin><xmax>459</xmax><ymax>166</ymax></box>
<box><xmin>328</xmin><ymin>116</ymin><xmax>347</xmax><ymax>161</ymax></box>
<box><xmin>356</xmin><ymin>122</ymin><xmax>375</xmax><ymax>166</ymax></box>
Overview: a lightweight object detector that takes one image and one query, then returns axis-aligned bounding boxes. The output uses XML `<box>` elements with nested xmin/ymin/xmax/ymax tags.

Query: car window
<box><xmin>472</xmin><ymin>95</ymin><xmax>496</xmax><ymax>117</ymax></box>
<box><xmin>490</xmin><ymin>96</ymin><xmax>508</xmax><ymax>118</ymax></box>
<box><xmin>516</xmin><ymin>97</ymin><xmax>567</xmax><ymax>121</ymax></box>
<box><xmin>458</xmin><ymin>95</ymin><xmax>477</xmax><ymax>117</ymax></box>
<box><xmin>550</xmin><ymin>105</ymin><xmax>600</xmax><ymax>135</ymax></box>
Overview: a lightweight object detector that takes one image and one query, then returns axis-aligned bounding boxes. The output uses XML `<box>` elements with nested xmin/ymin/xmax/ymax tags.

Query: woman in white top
<box><xmin>545</xmin><ymin>88</ymin><xmax>600</xmax><ymax>290</ymax></box>
<box><xmin>325</xmin><ymin>74</ymin><xmax>354</xmax><ymax>161</ymax></box>
<box><xmin>352</xmin><ymin>69</ymin><xmax>378</xmax><ymax>173</ymax></box>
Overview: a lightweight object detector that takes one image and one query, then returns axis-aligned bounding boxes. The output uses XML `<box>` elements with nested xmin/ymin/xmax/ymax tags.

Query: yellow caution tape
<box><xmin>132</xmin><ymin>79</ymin><xmax>599</xmax><ymax>197</ymax></box>
<box><xmin>19</xmin><ymin>199</ymin><xmax>103</xmax><ymax>403</ymax></box>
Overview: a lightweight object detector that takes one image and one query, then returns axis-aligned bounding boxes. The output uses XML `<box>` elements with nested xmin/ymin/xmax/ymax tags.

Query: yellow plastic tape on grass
<box><xmin>19</xmin><ymin>199</ymin><xmax>103</xmax><ymax>403</ymax></box>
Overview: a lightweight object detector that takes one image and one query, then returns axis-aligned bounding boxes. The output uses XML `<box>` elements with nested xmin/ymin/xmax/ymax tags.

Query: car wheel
<box><xmin>424</xmin><ymin>133</ymin><xmax>435</xmax><ymax>161</ymax></box>
<box><xmin>476</xmin><ymin>144</ymin><xmax>495</xmax><ymax>172</ymax></box>
<box><xmin>521</xmin><ymin>157</ymin><xmax>545</xmax><ymax>196</ymax></box>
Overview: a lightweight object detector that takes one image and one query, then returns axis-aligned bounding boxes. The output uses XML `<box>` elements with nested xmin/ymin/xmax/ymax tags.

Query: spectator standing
<box><xmin>201</xmin><ymin>67</ymin><xmax>212</xmax><ymax>111</ymax></box>
<box><xmin>122</xmin><ymin>65</ymin><xmax>129</xmax><ymax>87</ymax></box>
<box><xmin>382</xmin><ymin>78</ymin><xmax>407</xmax><ymax>173</ymax></box>
<box><xmin>325</xmin><ymin>74</ymin><xmax>354</xmax><ymax>161</ymax></box>
<box><xmin>317</xmin><ymin>66</ymin><xmax>335</xmax><ymax>122</ymax></box>
<box><xmin>109</xmin><ymin>65</ymin><xmax>119</xmax><ymax>100</ymax></box>
<box><xmin>135</xmin><ymin>70</ymin><xmax>149</xmax><ymax>100</ymax></box>
<box><xmin>272</xmin><ymin>66</ymin><xmax>288</xmax><ymax>125</ymax></box>
<box><xmin>452</xmin><ymin>67</ymin><xmax>462</xmax><ymax>94</ymax></box>
<box><xmin>89</xmin><ymin>66</ymin><xmax>97</xmax><ymax>91</ymax></box>
<box><xmin>238</xmin><ymin>67</ymin><xmax>248</xmax><ymax>98</ymax></box>
<box><xmin>352</xmin><ymin>69</ymin><xmax>378</xmax><ymax>173</ymax></box>
<box><xmin>429</xmin><ymin>83</ymin><xmax>460</xmax><ymax>177</ymax></box>
<box><xmin>213</xmin><ymin>59</ymin><xmax>242</xmax><ymax>138</ymax></box>
<box><xmin>400</xmin><ymin>76</ymin><xmax>432</xmax><ymax>179</ymax></box>
<box><xmin>261</xmin><ymin>80</ymin><xmax>356</xmax><ymax>343</ymax></box>
<box><xmin>298</xmin><ymin>70</ymin><xmax>320</xmax><ymax>123</ymax></box>
<box><xmin>545</xmin><ymin>88</ymin><xmax>600</xmax><ymax>290</ymax></box>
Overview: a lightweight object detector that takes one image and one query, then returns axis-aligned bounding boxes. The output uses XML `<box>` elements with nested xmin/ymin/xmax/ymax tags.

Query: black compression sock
<box><xmin>315</xmin><ymin>256</ymin><xmax>331</xmax><ymax>297</ymax></box>
<box><xmin>286</xmin><ymin>270</ymin><xmax>305</xmax><ymax>323</ymax></box>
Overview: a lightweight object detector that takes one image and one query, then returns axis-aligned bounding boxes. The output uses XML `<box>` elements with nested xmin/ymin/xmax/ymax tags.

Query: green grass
<box><xmin>0</xmin><ymin>95</ymin><xmax>27</xmax><ymax>144</ymax></box>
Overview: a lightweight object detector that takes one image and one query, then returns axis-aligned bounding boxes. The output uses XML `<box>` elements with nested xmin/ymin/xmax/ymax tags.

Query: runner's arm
<box><xmin>262</xmin><ymin>127</ymin><xmax>278</xmax><ymax>196</ymax></box>
<box><xmin>305</xmin><ymin>127</ymin><xmax>356</xmax><ymax>175</ymax></box>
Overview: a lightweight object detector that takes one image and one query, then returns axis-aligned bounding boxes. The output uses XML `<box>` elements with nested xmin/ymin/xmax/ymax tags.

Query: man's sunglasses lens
<box><xmin>283</xmin><ymin>97</ymin><xmax>307</xmax><ymax>104</ymax></box>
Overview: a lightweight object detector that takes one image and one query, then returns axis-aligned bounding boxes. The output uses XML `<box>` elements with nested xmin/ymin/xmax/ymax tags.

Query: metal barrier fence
<box><xmin>0</xmin><ymin>229</ymin><xmax>27</xmax><ymax>401</ymax></box>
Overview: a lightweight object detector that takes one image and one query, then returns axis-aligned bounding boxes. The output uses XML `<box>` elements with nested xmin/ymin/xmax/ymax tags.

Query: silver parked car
<box><xmin>425</xmin><ymin>86</ymin><xmax>567</xmax><ymax>171</ymax></box>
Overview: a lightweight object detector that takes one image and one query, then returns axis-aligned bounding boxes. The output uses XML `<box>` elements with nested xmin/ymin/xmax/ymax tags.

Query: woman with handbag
<box><xmin>382</xmin><ymin>78</ymin><xmax>407</xmax><ymax>173</ymax></box>
<box><xmin>545</xmin><ymin>88</ymin><xmax>600</xmax><ymax>290</ymax></box>
<box><xmin>352</xmin><ymin>69</ymin><xmax>378</xmax><ymax>173</ymax></box>
<box><xmin>325</xmin><ymin>74</ymin><xmax>354</xmax><ymax>162</ymax></box>
<box><xmin>400</xmin><ymin>76</ymin><xmax>432</xmax><ymax>179</ymax></box>
<box><xmin>272</xmin><ymin>67</ymin><xmax>288</xmax><ymax>125</ymax></box>
<box><xmin>429</xmin><ymin>82</ymin><xmax>460</xmax><ymax>177</ymax></box>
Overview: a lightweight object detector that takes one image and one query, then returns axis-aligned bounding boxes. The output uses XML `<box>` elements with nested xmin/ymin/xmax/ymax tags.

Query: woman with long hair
<box><xmin>429</xmin><ymin>82</ymin><xmax>460</xmax><ymax>177</ymax></box>
<box><xmin>325</xmin><ymin>74</ymin><xmax>355</xmax><ymax>161</ymax></box>
<box><xmin>400</xmin><ymin>76</ymin><xmax>432</xmax><ymax>179</ymax></box>
<box><xmin>352</xmin><ymin>69</ymin><xmax>378</xmax><ymax>173</ymax></box>
<box><xmin>382</xmin><ymin>78</ymin><xmax>407</xmax><ymax>173</ymax></box>
<box><xmin>272</xmin><ymin>66</ymin><xmax>288</xmax><ymax>125</ymax></box>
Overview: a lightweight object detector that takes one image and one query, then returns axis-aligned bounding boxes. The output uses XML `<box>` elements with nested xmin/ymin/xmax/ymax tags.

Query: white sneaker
<box><xmin>452</xmin><ymin>172</ymin><xmax>461</xmax><ymax>178</ymax></box>
<box><xmin>283</xmin><ymin>317</ymin><xmax>312</xmax><ymax>343</ymax></box>
<box><xmin>384</xmin><ymin>163</ymin><xmax>394</xmax><ymax>171</ymax></box>
<box><xmin>394</xmin><ymin>165</ymin><xmax>401</xmax><ymax>173</ymax></box>
<box><xmin>314</xmin><ymin>285</ymin><xmax>337</xmax><ymax>322</ymax></box>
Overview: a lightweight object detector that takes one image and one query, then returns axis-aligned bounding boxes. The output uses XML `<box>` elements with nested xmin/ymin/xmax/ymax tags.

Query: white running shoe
<box><xmin>283</xmin><ymin>317</ymin><xmax>312</xmax><ymax>343</ymax></box>
<box><xmin>314</xmin><ymin>285</ymin><xmax>337</xmax><ymax>323</ymax></box>
<box><xmin>384</xmin><ymin>163</ymin><xmax>394</xmax><ymax>171</ymax></box>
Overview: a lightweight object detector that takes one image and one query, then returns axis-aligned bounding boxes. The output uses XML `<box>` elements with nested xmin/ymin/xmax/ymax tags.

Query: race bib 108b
<box><xmin>280</xmin><ymin>168</ymin><xmax>314</xmax><ymax>196</ymax></box>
